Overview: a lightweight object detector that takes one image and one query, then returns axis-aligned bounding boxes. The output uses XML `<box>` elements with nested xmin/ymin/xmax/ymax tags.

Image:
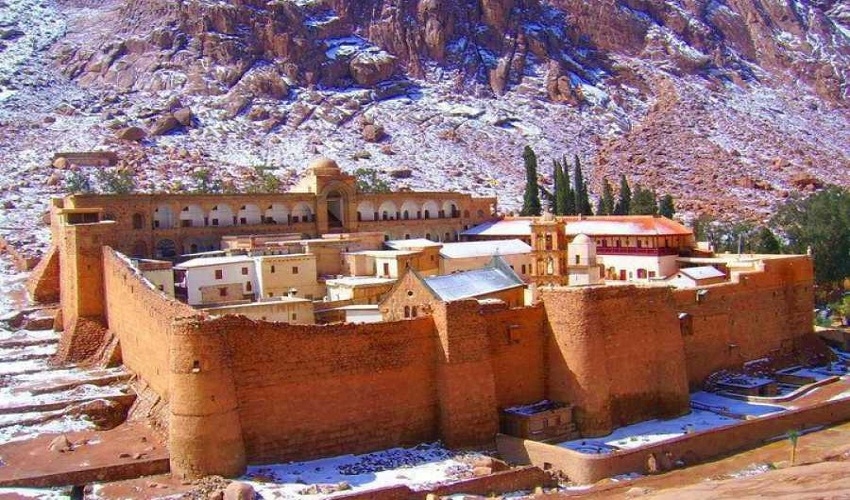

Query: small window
<box><xmin>404</xmin><ymin>306</ymin><xmax>411</xmax><ymax>318</ymax></box>
<box><xmin>212</xmin><ymin>218</ymin><xmax>219</xmax><ymax>226</ymax></box>
<box><xmin>158</xmin><ymin>284</ymin><xmax>164</xmax><ymax>291</ymax></box>
<box><xmin>291</xmin><ymin>313</ymin><xmax>297</xmax><ymax>321</ymax></box>
<box><xmin>575</xmin><ymin>254</ymin><xmax>580</xmax><ymax>265</ymax></box>
<box><xmin>218</xmin><ymin>287</ymin><xmax>227</xmax><ymax>297</ymax></box>
<box><xmin>214</xmin><ymin>269</ymin><xmax>223</xmax><ymax>280</ymax></box>
<box><xmin>246</xmin><ymin>281</ymin><xmax>253</xmax><ymax>292</ymax></box>
<box><xmin>241</xmin><ymin>267</ymin><xmax>248</xmax><ymax>275</ymax></box>
<box><xmin>292</xmin><ymin>266</ymin><xmax>299</xmax><ymax>274</ymax></box>
<box><xmin>270</xmin><ymin>265</ymin><xmax>276</xmax><ymax>273</ymax></box>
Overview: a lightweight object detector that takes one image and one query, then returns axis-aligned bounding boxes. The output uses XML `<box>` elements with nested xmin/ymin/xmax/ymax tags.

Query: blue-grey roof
<box><xmin>422</xmin><ymin>257</ymin><xmax>523</xmax><ymax>301</ymax></box>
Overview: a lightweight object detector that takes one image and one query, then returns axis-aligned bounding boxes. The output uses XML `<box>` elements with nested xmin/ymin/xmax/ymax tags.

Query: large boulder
<box><xmin>117</xmin><ymin>126</ymin><xmax>146</xmax><ymax>142</ymax></box>
<box><xmin>150</xmin><ymin>114</ymin><xmax>181</xmax><ymax>136</ymax></box>
<box><xmin>224</xmin><ymin>482</ymin><xmax>255</xmax><ymax>500</ymax></box>
<box><xmin>350</xmin><ymin>52</ymin><xmax>397</xmax><ymax>87</ymax></box>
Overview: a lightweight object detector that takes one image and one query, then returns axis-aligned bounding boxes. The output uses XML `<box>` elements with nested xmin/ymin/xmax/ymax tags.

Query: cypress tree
<box><xmin>574</xmin><ymin>156</ymin><xmax>592</xmax><ymax>216</ymax></box>
<box><xmin>630</xmin><ymin>185</ymin><xmax>658</xmax><ymax>215</ymax></box>
<box><xmin>614</xmin><ymin>174</ymin><xmax>631</xmax><ymax>215</ymax></box>
<box><xmin>520</xmin><ymin>146</ymin><xmax>542</xmax><ymax>216</ymax></box>
<box><xmin>553</xmin><ymin>159</ymin><xmax>567</xmax><ymax>215</ymax></box>
<box><xmin>659</xmin><ymin>194</ymin><xmax>675</xmax><ymax>218</ymax></box>
<box><xmin>597</xmin><ymin>177</ymin><xmax>615</xmax><ymax>215</ymax></box>
<box><xmin>563</xmin><ymin>156</ymin><xmax>576</xmax><ymax>215</ymax></box>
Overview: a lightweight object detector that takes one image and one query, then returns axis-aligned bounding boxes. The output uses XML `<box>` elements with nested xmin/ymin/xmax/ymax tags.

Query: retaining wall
<box><xmin>497</xmin><ymin>396</ymin><xmax>850</xmax><ymax>484</ymax></box>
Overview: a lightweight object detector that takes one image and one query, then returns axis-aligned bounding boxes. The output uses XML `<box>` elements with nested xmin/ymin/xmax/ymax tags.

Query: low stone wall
<box><xmin>497</xmin><ymin>396</ymin><xmax>850</xmax><ymax>484</ymax></box>
<box><xmin>0</xmin><ymin>234</ymin><xmax>41</xmax><ymax>271</ymax></box>
<box><xmin>333</xmin><ymin>467</ymin><xmax>553</xmax><ymax>499</ymax></box>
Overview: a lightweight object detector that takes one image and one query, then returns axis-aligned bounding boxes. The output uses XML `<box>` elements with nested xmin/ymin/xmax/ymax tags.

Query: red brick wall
<box><xmin>102</xmin><ymin>249</ymin><xmax>196</xmax><ymax>398</ymax></box>
<box><xmin>214</xmin><ymin>315</ymin><xmax>440</xmax><ymax>463</ymax></box>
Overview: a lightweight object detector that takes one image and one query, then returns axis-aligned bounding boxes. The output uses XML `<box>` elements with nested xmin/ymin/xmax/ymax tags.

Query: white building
<box><xmin>174</xmin><ymin>255</ymin><xmax>258</xmax><ymax>306</ymax></box>
<box><xmin>668</xmin><ymin>266</ymin><xmax>726</xmax><ymax>288</ymax></box>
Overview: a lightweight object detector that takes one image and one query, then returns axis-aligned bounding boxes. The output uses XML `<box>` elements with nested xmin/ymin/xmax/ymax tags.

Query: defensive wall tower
<box><xmin>54</xmin><ymin>205</ymin><xmax>119</xmax><ymax>361</ymax></box>
<box><xmin>432</xmin><ymin>300</ymin><xmax>500</xmax><ymax>446</ymax></box>
<box><xmin>169</xmin><ymin>316</ymin><xmax>247</xmax><ymax>478</ymax></box>
<box><xmin>542</xmin><ymin>284</ymin><xmax>690</xmax><ymax>436</ymax></box>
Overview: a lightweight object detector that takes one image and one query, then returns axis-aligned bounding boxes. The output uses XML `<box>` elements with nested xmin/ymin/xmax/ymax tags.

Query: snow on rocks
<box><xmin>241</xmin><ymin>442</ymin><xmax>488</xmax><ymax>498</ymax></box>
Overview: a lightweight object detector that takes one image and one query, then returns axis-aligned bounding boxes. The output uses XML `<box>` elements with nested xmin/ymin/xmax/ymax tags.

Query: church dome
<box><xmin>308</xmin><ymin>156</ymin><xmax>341</xmax><ymax>175</ymax></box>
<box><xmin>572</xmin><ymin>233</ymin><xmax>593</xmax><ymax>244</ymax></box>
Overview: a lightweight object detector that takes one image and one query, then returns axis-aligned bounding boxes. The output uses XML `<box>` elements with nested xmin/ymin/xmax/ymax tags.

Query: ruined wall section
<box><xmin>483</xmin><ymin>303</ymin><xmax>547</xmax><ymax>408</ymax></box>
<box><xmin>215</xmin><ymin>315</ymin><xmax>440</xmax><ymax>464</ymax></box>
<box><xmin>676</xmin><ymin>256</ymin><xmax>815</xmax><ymax>387</ymax></box>
<box><xmin>542</xmin><ymin>286</ymin><xmax>690</xmax><ymax>437</ymax></box>
<box><xmin>102</xmin><ymin>248</ymin><xmax>196</xmax><ymax>397</ymax></box>
<box><xmin>26</xmin><ymin>245</ymin><xmax>60</xmax><ymax>303</ymax></box>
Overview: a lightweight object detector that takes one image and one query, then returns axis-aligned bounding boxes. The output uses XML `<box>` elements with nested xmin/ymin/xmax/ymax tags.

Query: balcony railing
<box><xmin>596</xmin><ymin>246</ymin><xmax>680</xmax><ymax>256</ymax></box>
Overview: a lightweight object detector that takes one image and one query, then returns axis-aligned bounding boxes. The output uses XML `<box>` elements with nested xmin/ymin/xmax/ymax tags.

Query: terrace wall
<box><xmin>497</xmin><ymin>396</ymin><xmax>850</xmax><ymax>484</ymax></box>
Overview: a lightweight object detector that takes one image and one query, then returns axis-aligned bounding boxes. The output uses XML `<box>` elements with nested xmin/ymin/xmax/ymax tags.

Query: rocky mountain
<box><xmin>0</xmin><ymin>0</ymin><xmax>848</xmax><ymax>254</ymax></box>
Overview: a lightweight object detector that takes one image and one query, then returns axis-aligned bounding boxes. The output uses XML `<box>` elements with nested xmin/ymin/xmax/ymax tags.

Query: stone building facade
<box><xmin>50</xmin><ymin>157</ymin><xmax>496</xmax><ymax>260</ymax></box>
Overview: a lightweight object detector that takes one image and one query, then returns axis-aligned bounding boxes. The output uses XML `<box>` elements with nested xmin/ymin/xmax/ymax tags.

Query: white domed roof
<box><xmin>571</xmin><ymin>233</ymin><xmax>593</xmax><ymax>244</ymax></box>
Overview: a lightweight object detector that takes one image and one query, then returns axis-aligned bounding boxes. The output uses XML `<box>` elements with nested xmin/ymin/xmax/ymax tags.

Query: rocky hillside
<box><xmin>0</xmin><ymin>0</ymin><xmax>848</xmax><ymax>253</ymax></box>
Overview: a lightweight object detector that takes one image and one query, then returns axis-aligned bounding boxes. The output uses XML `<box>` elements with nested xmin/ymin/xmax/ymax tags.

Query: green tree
<box><xmin>64</xmin><ymin>171</ymin><xmax>93</xmax><ymax>194</ymax></box>
<box><xmin>772</xmin><ymin>186</ymin><xmax>850</xmax><ymax>287</ymax></box>
<box><xmin>596</xmin><ymin>177</ymin><xmax>615</xmax><ymax>215</ymax></box>
<box><xmin>751</xmin><ymin>226</ymin><xmax>782</xmax><ymax>254</ymax></box>
<box><xmin>553</xmin><ymin>159</ymin><xmax>567</xmax><ymax>215</ymax></box>
<box><xmin>563</xmin><ymin>158</ymin><xmax>576</xmax><ymax>215</ymax></box>
<box><xmin>659</xmin><ymin>194</ymin><xmax>675</xmax><ymax>218</ymax></box>
<box><xmin>630</xmin><ymin>185</ymin><xmax>658</xmax><ymax>215</ymax></box>
<box><xmin>520</xmin><ymin>146</ymin><xmax>542</xmax><ymax>216</ymax></box>
<box><xmin>192</xmin><ymin>168</ymin><xmax>222</xmax><ymax>194</ymax></box>
<box><xmin>574</xmin><ymin>156</ymin><xmax>592</xmax><ymax>216</ymax></box>
<box><xmin>614</xmin><ymin>174</ymin><xmax>631</xmax><ymax>215</ymax></box>
<box><xmin>354</xmin><ymin>167</ymin><xmax>391</xmax><ymax>193</ymax></box>
<box><xmin>97</xmin><ymin>168</ymin><xmax>136</xmax><ymax>194</ymax></box>
<box><xmin>247</xmin><ymin>165</ymin><xmax>282</xmax><ymax>193</ymax></box>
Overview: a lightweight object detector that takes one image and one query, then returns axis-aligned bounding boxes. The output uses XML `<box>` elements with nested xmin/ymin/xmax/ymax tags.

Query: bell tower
<box><xmin>530</xmin><ymin>211</ymin><xmax>568</xmax><ymax>286</ymax></box>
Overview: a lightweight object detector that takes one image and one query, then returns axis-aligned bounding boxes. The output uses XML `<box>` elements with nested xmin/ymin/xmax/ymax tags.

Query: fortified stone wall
<box><xmin>482</xmin><ymin>304</ymin><xmax>547</xmax><ymax>408</ymax></box>
<box><xmin>188</xmin><ymin>315</ymin><xmax>440</xmax><ymax>464</ymax></box>
<box><xmin>542</xmin><ymin>286</ymin><xmax>690</xmax><ymax>437</ymax></box>
<box><xmin>102</xmin><ymin>248</ymin><xmax>196</xmax><ymax>397</ymax></box>
<box><xmin>676</xmin><ymin>256</ymin><xmax>815</xmax><ymax>387</ymax></box>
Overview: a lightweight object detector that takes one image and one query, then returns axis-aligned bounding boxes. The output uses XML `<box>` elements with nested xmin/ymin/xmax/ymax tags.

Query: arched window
<box><xmin>132</xmin><ymin>213</ymin><xmax>144</xmax><ymax>230</ymax></box>
<box><xmin>404</xmin><ymin>306</ymin><xmax>411</xmax><ymax>318</ymax></box>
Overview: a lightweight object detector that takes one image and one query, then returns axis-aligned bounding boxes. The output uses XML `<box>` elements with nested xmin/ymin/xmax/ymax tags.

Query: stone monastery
<box><xmin>27</xmin><ymin>157</ymin><xmax>819</xmax><ymax>480</ymax></box>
